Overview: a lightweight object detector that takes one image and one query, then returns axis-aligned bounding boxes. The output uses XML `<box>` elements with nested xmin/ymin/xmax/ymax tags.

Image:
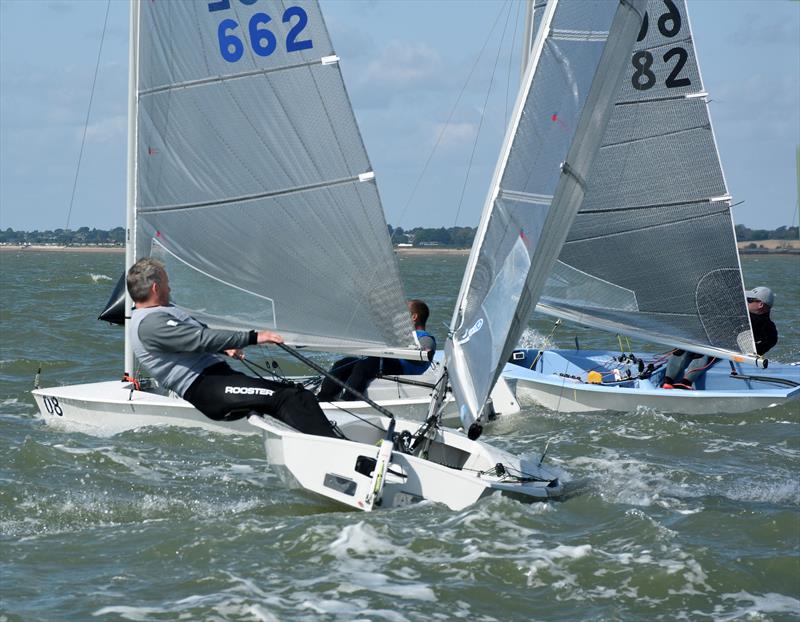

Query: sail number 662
<box><xmin>212</xmin><ymin>5</ymin><xmax>313</xmax><ymax>63</ymax></box>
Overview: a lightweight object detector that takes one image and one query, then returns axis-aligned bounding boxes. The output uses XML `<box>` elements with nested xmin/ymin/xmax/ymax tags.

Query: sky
<box><xmin>0</xmin><ymin>0</ymin><xmax>798</xmax><ymax>232</ymax></box>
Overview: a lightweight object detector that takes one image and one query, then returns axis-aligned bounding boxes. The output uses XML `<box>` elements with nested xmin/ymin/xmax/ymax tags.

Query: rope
<box><xmin>65</xmin><ymin>0</ymin><xmax>111</xmax><ymax>231</ymax></box>
<box><xmin>452</xmin><ymin>0</ymin><xmax>514</xmax><ymax>227</ymax></box>
<box><xmin>240</xmin><ymin>354</ymin><xmax>385</xmax><ymax>433</ymax></box>
<box><xmin>505</xmin><ymin>0</ymin><xmax>522</xmax><ymax>125</ymax></box>
<box><xmin>274</xmin><ymin>343</ymin><xmax>396</xmax><ymax>420</ymax></box>
<box><xmin>389</xmin><ymin>0</ymin><xmax>511</xmax><ymax>240</ymax></box>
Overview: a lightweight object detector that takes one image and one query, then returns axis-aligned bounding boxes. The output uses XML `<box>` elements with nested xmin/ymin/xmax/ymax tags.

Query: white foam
<box><xmin>517</xmin><ymin>327</ymin><xmax>557</xmax><ymax>350</ymax></box>
<box><xmin>89</xmin><ymin>273</ymin><xmax>112</xmax><ymax>282</ymax></box>
<box><xmin>329</xmin><ymin>521</ymin><xmax>389</xmax><ymax>558</ymax></box>
<box><xmin>722</xmin><ymin>478</ymin><xmax>800</xmax><ymax>504</ymax></box>
<box><xmin>339</xmin><ymin>571</ymin><xmax>436</xmax><ymax>601</ymax></box>
<box><xmin>712</xmin><ymin>591</ymin><xmax>800</xmax><ymax>621</ymax></box>
<box><xmin>525</xmin><ymin>543</ymin><xmax>593</xmax><ymax>588</ymax></box>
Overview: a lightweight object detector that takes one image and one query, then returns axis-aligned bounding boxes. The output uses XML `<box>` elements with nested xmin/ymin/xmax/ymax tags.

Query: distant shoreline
<box><xmin>0</xmin><ymin>245</ymin><xmax>124</xmax><ymax>254</ymax></box>
<box><xmin>2</xmin><ymin>243</ymin><xmax>797</xmax><ymax>256</ymax></box>
<box><xmin>736</xmin><ymin>240</ymin><xmax>800</xmax><ymax>255</ymax></box>
<box><xmin>395</xmin><ymin>247</ymin><xmax>469</xmax><ymax>256</ymax></box>
<box><xmin>0</xmin><ymin>244</ymin><xmax>472</xmax><ymax>256</ymax></box>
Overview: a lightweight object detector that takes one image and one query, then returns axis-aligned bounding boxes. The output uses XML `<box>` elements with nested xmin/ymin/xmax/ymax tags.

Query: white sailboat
<box><xmin>33</xmin><ymin>0</ymin><xmax>523</xmax><ymax>436</ymax></box>
<box><xmin>33</xmin><ymin>0</ymin><xmax>649</xmax><ymax>511</ymax></box>
<box><xmin>502</xmin><ymin>0</ymin><xmax>800</xmax><ymax>414</ymax></box>
<box><xmin>249</xmin><ymin>0</ymin><xmax>648</xmax><ymax>509</ymax></box>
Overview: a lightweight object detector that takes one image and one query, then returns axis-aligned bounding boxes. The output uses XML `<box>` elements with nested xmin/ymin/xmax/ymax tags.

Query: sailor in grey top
<box><xmin>130</xmin><ymin>304</ymin><xmax>258</xmax><ymax>398</ymax></box>
<box><xmin>125</xmin><ymin>258</ymin><xmax>341</xmax><ymax>437</ymax></box>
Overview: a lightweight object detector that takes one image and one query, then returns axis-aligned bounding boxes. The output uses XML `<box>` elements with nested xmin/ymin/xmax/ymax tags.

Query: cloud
<box><xmin>710</xmin><ymin>72</ymin><xmax>799</xmax><ymax>143</ymax></box>
<box><xmin>431</xmin><ymin>121</ymin><xmax>478</xmax><ymax>151</ymax></box>
<box><xmin>363</xmin><ymin>41</ymin><xmax>443</xmax><ymax>90</ymax></box>
<box><xmin>47</xmin><ymin>2</ymin><xmax>73</xmax><ymax>13</ymax></box>
<box><xmin>84</xmin><ymin>114</ymin><xmax>126</xmax><ymax>143</ymax></box>
<box><xmin>726</xmin><ymin>10</ymin><xmax>800</xmax><ymax>47</ymax></box>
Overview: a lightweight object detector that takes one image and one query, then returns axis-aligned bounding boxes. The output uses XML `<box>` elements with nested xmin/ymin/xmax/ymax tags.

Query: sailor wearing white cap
<box><xmin>662</xmin><ymin>285</ymin><xmax>778</xmax><ymax>389</ymax></box>
<box><xmin>745</xmin><ymin>286</ymin><xmax>778</xmax><ymax>356</ymax></box>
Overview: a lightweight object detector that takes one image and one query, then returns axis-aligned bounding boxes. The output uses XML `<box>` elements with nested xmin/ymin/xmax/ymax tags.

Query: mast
<box><xmin>520</xmin><ymin>0</ymin><xmax>535</xmax><ymax>78</ymax></box>
<box><xmin>124</xmin><ymin>0</ymin><xmax>140</xmax><ymax>375</ymax></box>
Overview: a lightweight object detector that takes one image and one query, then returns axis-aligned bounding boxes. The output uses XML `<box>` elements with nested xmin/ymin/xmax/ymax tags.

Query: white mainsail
<box><xmin>128</xmin><ymin>0</ymin><xmax>418</xmax><ymax>359</ymax></box>
<box><xmin>538</xmin><ymin>0</ymin><xmax>760</xmax><ymax>365</ymax></box>
<box><xmin>446</xmin><ymin>0</ymin><xmax>648</xmax><ymax>428</ymax></box>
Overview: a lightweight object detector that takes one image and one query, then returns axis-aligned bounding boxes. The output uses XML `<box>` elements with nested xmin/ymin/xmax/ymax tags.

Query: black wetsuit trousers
<box><xmin>317</xmin><ymin>356</ymin><xmax>405</xmax><ymax>401</ymax></box>
<box><xmin>184</xmin><ymin>363</ymin><xmax>340</xmax><ymax>437</ymax></box>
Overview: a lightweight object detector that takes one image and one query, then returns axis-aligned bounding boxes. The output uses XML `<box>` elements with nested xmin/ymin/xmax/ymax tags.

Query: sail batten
<box><xmin>140</xmin><ymin>57</ymin><xmax>334</xmax><ymax>96</ymax></box>
<box><xmin>540</xmin><ymin>0</ymin><xmax>757</xmax><ymax>359</ymax></box>
<box><xmin>138</xmin><ymin>173</ymin><xmax>372</xmax><ymax>213</ymax></box>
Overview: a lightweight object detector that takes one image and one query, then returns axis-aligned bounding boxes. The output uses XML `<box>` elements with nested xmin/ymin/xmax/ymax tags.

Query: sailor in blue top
<box><xmin>316</xmin><ymin>299</ymin><xmax>437</xmax><ymax>401</ymax></box>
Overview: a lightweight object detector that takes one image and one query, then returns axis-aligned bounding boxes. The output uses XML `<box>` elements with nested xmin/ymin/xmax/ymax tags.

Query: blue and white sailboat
<box><xmin>502</xmin><ymin>0</ymin><xmax>800</xmax><ymax>415</ymax></box>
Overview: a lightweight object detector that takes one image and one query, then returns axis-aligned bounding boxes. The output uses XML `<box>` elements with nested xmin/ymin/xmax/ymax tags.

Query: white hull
<box><xmin>248</xmin><ymin>413</ymin><xmax>564</xmax><ymax>511</ymax></box>
<box><xmin>502</xmin><ymin>350</ymin><xmax>800</xmax><ymax>415</ymax></box>
<box><xmin>512</xmin><ymin>377</ymin><xmax>796</xmax><ymax>414</ymax></box>
<box><xmin>31</xmin><ymin>373</ymin><xmax>520</xmax><ymax>435</ymax></box>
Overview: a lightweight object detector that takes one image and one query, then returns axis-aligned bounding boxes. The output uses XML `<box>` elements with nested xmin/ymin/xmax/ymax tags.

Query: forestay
<box><xmin>446</xmin><ymin>0</ymin><xmax>648</xmax><ymax>427</ymax></box>
<box><xmin>539</xmin><ymin>0</ymin><xmax>758</xmax><ymax>363</ymax></box>
<box><xmin>133</xmin><ymin>0</ymin><xmax>418</xmax><ymax>357</ymax></box>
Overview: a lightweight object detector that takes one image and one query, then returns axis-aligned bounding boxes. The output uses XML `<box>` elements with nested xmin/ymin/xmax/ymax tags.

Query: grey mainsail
<box><xmin>131</xmin><ymin>0</ymin><xmax>418</xmax><ymax>357</ymax></box>
<box><xmin>539</xmin><ymin>0</ymin><xmax>759</xmax><ymax>363</ymax></box>
<box><xmin>446</xmin><ymin>0</ymin><xmax>648</xmax><ymax>428</ymax></box>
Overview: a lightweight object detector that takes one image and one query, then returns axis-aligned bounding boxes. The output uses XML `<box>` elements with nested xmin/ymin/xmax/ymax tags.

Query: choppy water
<box><xmin>1</xmin><ymin>251</ymin><xmax>798</xmax><ymax>621</ymax></box>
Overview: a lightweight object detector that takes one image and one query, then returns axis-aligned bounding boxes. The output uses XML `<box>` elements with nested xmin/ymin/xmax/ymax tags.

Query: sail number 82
<box><xmin>631</xmin><ymin>0</ymin><xmax>690</xmax><ymax>91</ymax></box>
<box><xmin>209</xmin><ymin>3</ymin><xmax>313</xmax><ymax>63</ymax></box>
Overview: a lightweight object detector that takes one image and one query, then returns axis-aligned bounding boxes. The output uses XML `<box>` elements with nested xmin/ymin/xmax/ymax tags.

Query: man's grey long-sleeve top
<box><xmin>130</xmin><ymin>305</ymin><xmax>257</xmax><ymax>397</ymax></box>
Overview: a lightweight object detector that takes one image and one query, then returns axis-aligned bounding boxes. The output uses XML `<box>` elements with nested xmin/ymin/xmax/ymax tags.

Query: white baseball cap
<box><xmin>746</xmin><ymin>286</ymin><xmax>774</xmax><ymax>308</ymax></box>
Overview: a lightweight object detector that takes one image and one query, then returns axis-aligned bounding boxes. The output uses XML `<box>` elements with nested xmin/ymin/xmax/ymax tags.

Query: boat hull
<box><xmin>31</xmin><ymin>372</ymin><xmax>519</xmax><ymax>435</ymax></box>
<box><xmin>248</xmin><ymin>413</ymin><xmax>564</xmax><ymax>511</ymax></box>
<box><xmin>503</xmin><ymin>349</ymin><xmax>800</xmax><ymax>415</ymax></box>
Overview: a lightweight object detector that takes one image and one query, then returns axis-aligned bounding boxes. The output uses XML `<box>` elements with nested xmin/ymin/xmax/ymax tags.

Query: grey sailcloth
<box><xmin>539</xmin><ymin>0</ymin><xmax>759</xmax><ymax>362</ymax></box>
<box><xmin>446</xmin><ymin>0</ymin><xmax>648</xmax><ymax>428</ymax></box>
<box><xmin>132</xmin><ymin>0</ymin><xmax>418</xmax><ymax>357</ymax></box>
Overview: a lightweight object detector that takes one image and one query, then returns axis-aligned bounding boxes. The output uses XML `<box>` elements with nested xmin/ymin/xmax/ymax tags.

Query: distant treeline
<box><xmin>734</xmin><ymin>224</ymin><xmax>798</xmax><ymax>241</ymax></box>
<box><xmin>388</xmin><ymin>225</ymin><xmax>476</xmax><ymax>247</ymax></box>
<box><xmin>0</xmin><ymin>227</ymin><xmax>125</xmax><ymax>245</ymax></box>
<box><xmin>1</xmin><ymin>224</ymin><xmax>796</xmax><ymax>247</ymax></box>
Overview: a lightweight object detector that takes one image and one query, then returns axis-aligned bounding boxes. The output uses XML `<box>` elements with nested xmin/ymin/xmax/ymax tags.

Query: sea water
<box><xmin>1</xmin><ymin>250</ymin><xmax>798</xmax><ymax>621</ymax></box>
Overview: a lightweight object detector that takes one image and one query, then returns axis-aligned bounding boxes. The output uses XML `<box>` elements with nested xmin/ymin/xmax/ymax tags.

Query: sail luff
<box><xmin>447</xmin><ymin>0</ymin><xmax>649</xmax><ymax>428</ymax></box>
<box><xmin>124</xmin><ymin>0</ymin><xmax>140</xmax><ymax>375</ymax></box>
<box><xmin>448</xmin><ymin>0</ymin><xmax>560</xmax><ymax>339</ymax></box>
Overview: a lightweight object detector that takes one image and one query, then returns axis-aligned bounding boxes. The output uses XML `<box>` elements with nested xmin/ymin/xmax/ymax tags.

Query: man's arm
<box><xmin>138</xmin><ymin>311</ymin><xmax>256</xmax><ymax>353</ymax></box>
<box><xmin>755</xmin><ymin>323</ymin><xmax>778</xmax><ymax>356</ymax></box>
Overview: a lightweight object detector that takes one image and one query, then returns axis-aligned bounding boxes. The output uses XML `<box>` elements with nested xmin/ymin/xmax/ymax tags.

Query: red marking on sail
<box><xmin>155</xmin><ymin>231</ymin><xmax>161</xmax><ymax>237</ymax></box>
<box><xmin>148</xmin><ymin>147</ymin><xmax>158</xmax><ymax>155</ymax></box>
<box><xmin>519</xmin><ymin>228</ymin><xmax>534</xmax><ymax>251</ymax></box>
<box><xmin>551</xmin><ymin>113</ymin><xmax>568</xmax><ymax>131</ymax></box>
